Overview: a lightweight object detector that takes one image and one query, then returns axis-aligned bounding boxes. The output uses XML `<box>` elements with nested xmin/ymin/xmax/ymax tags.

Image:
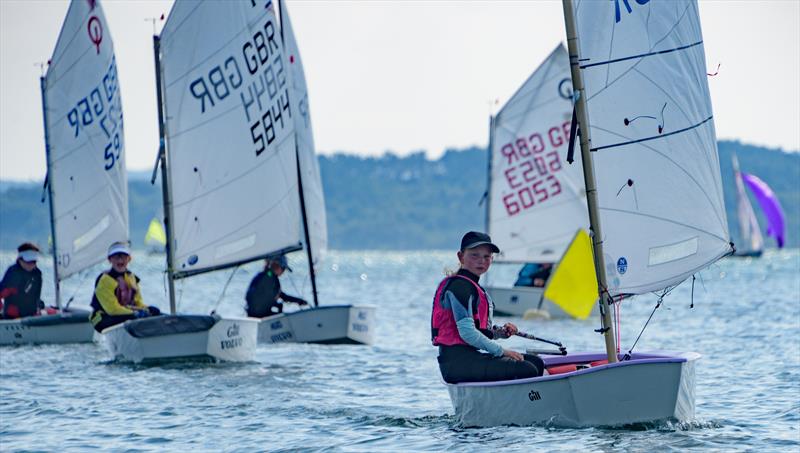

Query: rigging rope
<box><xmin>615</xmin><ymin>295</ymin><xmax>621</xmax><ymax>354</ymax></box>
<box><xmin>211</xmin><ymin>265</ymin><xmax>239</xmax><ymax>314</ymax></box>
<box><xmin>63</xmin><ymin>269</ymin><xmax>92</xmax><ymax>309</ymax></box>
<box><xmin>621</xmin><ymin>286</ymin><xmax>675</xmax><ymax>361</ymax></box>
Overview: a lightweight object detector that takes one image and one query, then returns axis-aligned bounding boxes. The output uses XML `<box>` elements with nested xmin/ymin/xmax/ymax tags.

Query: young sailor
<box><xmin>90</xmin><ymin>241</ymin><xmax>161</xmax><ymax>332</ymax></box>
<box><xmin>432</xmin><ymin>231</ymin><xmax>545</xmax><ymax>383</ymax></box>
<box><xmin>245</xmin><ymin>254</ymin><xmax>308</xmax><ymax>318</ymax></box>
<box><xmin>0</xmin><ymin>243</ymin><xmax>44</xmax><ymax>319</ymax></box>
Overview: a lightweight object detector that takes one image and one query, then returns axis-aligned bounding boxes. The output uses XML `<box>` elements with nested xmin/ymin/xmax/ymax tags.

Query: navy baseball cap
<box><xmin>460</xmin><ymin>231</ymin><xmax>500</xmax><ymax>253</ymax></box>
<box><xmin>274</xmin><ymin>255</ymin><xmax>292</xmax><ymax>272</ymax></box>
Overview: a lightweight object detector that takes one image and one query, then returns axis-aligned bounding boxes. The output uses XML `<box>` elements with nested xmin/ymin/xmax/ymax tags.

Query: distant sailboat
<box><xmin>143</xmin><ymin>217</ymin><xmax>166</xmax><ymax>254</ymax></box>
<box><xmin>741</xmin><ymin>173</ymin><xmax>786</xmax><ymax>249</ymax></box>
<box><xmin>2</xmin><ymin>0</ymin><xmax>125</xmax><ymax>345</ymax></box>
<box><xmin>483</xmin><ymin>44</ymin><xmax>595</xmax><ymax>320</ymax></box>
<box><xmin>731</xmin><ymin>153</ymin><xmax>763</xmax><ymax>257</ymax></box>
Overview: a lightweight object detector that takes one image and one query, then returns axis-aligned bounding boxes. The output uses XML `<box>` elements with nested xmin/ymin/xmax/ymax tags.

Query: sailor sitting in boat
<box><xmin>432</xmin><ymin>232</ymin><xmax>546</xmax><ymax>383</ymax></box>
<box><xmin>514</xmin><ymin>262</ymin><xmax>553</xmax><ymax>288</ymax></box>
<box><xmin>89</xmin><ymin>241</ymin><xmax>161</xmax><ymax>332</ymax></box>
<box><xmin>0</xmin><ymin>242</ymin><xmax>44</xmax><ymax>319</ymax></box>
<box><xmin>245</xmin><ymin>254</ymin><xmax>308</xmax><ymax>318</ymax></box>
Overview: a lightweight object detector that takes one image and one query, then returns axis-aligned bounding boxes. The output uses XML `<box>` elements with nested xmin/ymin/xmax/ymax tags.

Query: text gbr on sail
<box><xmin>499</xmin><ymin>120</ymin><xmax>571</xmax><ymax>216</ymax></box>
<box><xmin>186</xmin><ymin>11</ymin><xmax>290</xmax><ymax>157</ymax></box>
<box><xmin>65</xmin><ymin>57</ymin><xmax>124</xmax><ymax>171</ymax></box>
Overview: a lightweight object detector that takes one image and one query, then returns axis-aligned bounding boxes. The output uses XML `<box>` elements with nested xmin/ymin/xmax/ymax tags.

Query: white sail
<box><xmin>43</xmin><ymin>0</ymin><xmax>129</xmax><ymax>280</ymax></box>
<box><xmin>158</xmin><ymin>0</ymin><xmax>302</xmax><ymax>276</ymax></box>
<box><xmin>279</xmin><ymin>0</ymin><xmax>328</xmax><ymax>267</ymax></box>
<box><xmin>732</xmin><ymin>154</ymin><xmax>763</xmax><ymax>253</ymax></box>
<box><xmin>570</xmin><ymin>0</ymin><xmax>731</xmax><ymax>295</ymax></box>
<box><xmin>489</xmin><ymin>44</ymin><xmax>588</xmax><ymax>263</ymax></box>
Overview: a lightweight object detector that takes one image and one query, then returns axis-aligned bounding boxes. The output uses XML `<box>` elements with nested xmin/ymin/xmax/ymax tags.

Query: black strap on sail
<box><xmin>566</xmin><ymin>105</ymin><xmax>579</xmax><ymax>164</ymax></box>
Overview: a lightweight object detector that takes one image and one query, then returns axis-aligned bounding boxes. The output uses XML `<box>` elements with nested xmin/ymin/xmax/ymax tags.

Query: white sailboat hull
<box><xmin>101</xmin><ymin>315</ymin><xmax>258</xmax><ymax>364</ymax></box>
<box><xmin>257</xmin><ymin>305</ymin><xmax>375</xmax><ymax>345</ymax></box>
<box><xmin>0</xmin><ymin>309</ymin><xmax>95</xmax><ymax>345</ymax></box>
<box><xmin>447</xmin><ymin>351</ymin><xmax>698</xmax><ymax>427</ymax></box>
<box><xmin>487</xmin><ymin>286</ymin><xmax>597</xmax><ymax>319</ymax></box>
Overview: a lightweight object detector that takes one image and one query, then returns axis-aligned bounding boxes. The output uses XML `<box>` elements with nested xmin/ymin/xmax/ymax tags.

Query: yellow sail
<box><xmin>144</xmin><ymin>217</ymin><xmax>167</xmax><ymax>248</ymax></box>
<box><xmin>543</xmin><ymin>229</ymin><xmax>598</xmax><ymax>320</ymax></box>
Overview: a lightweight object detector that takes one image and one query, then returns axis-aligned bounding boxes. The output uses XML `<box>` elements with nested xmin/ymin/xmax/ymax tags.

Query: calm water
<box><xmin>1</xmin><ymin>249</ymin><xmax>798</xmax><ymax>452</ymax></box>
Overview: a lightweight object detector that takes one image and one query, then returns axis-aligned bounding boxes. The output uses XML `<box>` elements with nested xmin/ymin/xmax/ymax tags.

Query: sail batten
<box><xmin>43</xmin><ymin>0</ymin><xmax>129</xmax><ymax>282</ymax></box>
<box><xmin>568</xmin><ymin>0</ymin><xmax>731</xmax><ymax>296</ymax></box>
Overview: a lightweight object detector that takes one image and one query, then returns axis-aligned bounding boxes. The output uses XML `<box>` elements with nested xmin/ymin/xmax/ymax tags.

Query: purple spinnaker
<box><xmin>742</xmin><ymin>173</ymin><xmax>786</xmax><ymax>248</ymax></box>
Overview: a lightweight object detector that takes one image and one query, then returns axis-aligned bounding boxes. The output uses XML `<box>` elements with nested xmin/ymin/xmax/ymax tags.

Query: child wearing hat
<box><xmin>89</xmin><ymin>241</ymin><xmax>161</xmax><ymax>332</ymax></box>
<box><xmin>0</xmin><ymin>242</ymin><xmax>44</xmax><ymax>319</ymax></box>
<box><xmin>244</xmin><ymin>254</ymin><xmax>308</xmax><ymax>318</ymax></box>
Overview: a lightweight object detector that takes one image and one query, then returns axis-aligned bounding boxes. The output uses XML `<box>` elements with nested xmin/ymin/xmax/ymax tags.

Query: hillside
<box><xmin>0</xmin><ymin>141</ymin><xmax>797</xmax><ymax>250</ymax></box>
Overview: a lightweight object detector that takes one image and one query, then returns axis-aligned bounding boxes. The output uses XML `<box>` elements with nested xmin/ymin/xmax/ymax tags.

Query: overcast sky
<box><xmin>1</xmin><ymin>0</ymin><xmax>798</xmax><ymax>181</ymax></box>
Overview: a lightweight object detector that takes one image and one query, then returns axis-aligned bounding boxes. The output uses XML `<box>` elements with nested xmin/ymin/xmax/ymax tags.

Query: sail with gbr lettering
<box><xmin>42</xmin><ymin>0</ymin><xmax>129</xmax><ymax>282</ymax></box>
<box><xmin>488</xmin><ymin>44</ymin><xmax>588</xmax><ymax>263</ymax></box>
<box><xmin>279</xmin><ymin>0</ymin><xmax>328</xmax><ymax>269</ymax></box>
<box><xmin>158</xmin><ymin>0</ymin><xmax>301</xmax><ymax>277</ymax></box>
<box><xmin>570</xmin><ymin>0</ymin><xmax>731</xmax><ymax>295</ymax></box>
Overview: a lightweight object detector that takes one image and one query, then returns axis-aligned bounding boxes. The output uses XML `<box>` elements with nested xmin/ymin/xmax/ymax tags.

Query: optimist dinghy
<box><xmin>2</xmin><ymin>0</ymin><xmax>132</xmax><ymax>346</ymax></box>
<box><xmin>0</xmin><ymin>308</ymin><xmax>94</xmax><ymax>345</ymax></box>
<box><xmin>254</xmin><ymin>0</ymin><xmax>375</xmax><ymax>345</ymax></box>
<box><xmin>447</xmin><ymin>0</ymin><xmax>733</xmax><ymax>427</ymax></box>
<box><xmin>98</xmin><ymin>0</ymin><xmax>336</xmax><ymax>363</ymax></box>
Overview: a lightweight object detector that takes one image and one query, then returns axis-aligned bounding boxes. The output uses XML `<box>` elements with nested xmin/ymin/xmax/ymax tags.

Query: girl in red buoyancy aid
<box><xmin>431</xmin><ymin>232</ymin><xmax>545</xmax><ymax>383</ymax></box>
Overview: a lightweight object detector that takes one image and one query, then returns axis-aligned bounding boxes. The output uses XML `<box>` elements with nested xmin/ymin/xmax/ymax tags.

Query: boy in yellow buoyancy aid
<box><xmin>90</xmin><ymin>241</ymin><xmax>161</xmax><ymax>332</ymax></box>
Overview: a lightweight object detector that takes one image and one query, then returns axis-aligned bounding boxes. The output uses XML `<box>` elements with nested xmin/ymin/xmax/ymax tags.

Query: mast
<box><xmin>562</xmin><ymin>0</ymin><xmax>617</xmax><ymax>363</ymax></box>
<box><xmin>152</xmin><ymin>35</ymin><xmax>177</xmax><ymax>314</ymax></box>
<box><xmin>484</xmin><ymin>115</ymin><xmax>494</xmax><ymax>233</ymax></box>
<box><xmin>40</xmin><ymin>76</ymin><xmax>61</xmax><ymax>310</ymax></box>
<box><xmin>296</xmin><ymin>147</ymin><xmax>320</xmax><ymax>307</ymax></box>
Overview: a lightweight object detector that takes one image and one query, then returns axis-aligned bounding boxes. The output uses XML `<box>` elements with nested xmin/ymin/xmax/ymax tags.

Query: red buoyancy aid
<box><xmin>431</xmin><ymin>275</ymin><xmax>490</xmax><ymax>346</ymax></box>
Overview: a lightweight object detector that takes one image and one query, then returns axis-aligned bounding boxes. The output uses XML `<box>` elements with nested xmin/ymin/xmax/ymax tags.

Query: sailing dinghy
<box><xmin>447</xmin><ymin>0</ymin><xmax>732</xmax><ymax>427</ymax></box>
<box><xmin>730</xmin><ymin>154</ymin><xmax>786</xmax><ymax>256</ymax></box>
<box><xmin>255</xmin><ymin>0</ymin><xmax>375</xmax><ymax>346</ymax></box>
<box><xmin>484</xmin><ymin>44</ymin><xmax>594</xmax><ymax>319</ymax></box>
<box><xmin>731</xmin><ymin>153</ymin><xmax>764</xmax><ymax>257</ymax></box>
<box><xmin>143</xmin><ymin>217</ymin><xmax>167</xmax><ymax>254</ymax></box>
<box><xmin>98</xmin><ymin>0</ymin><xmax>309</xmax><ymax>363</ymax></box>
<box><xmin>1</xmin><ymin>0</ymin><xmax>131</xmax><ymax>346</ymax></box>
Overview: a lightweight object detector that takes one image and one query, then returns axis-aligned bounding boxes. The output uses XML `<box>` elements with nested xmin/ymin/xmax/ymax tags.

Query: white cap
<box><xmin>107</xmin><ymin>241</ymin><xmax>131</xmax><ymax>257</ymax></box>
<box><xmin>18</xmin><ymin>250</ymin><xmax>40</xmax><ymax>262</ymax></box>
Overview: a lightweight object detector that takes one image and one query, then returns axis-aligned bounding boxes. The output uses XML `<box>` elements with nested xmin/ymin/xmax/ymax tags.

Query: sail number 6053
<box><xmin>503</xmin><ymin>175</ymin><xmax>562</xmax><ymax>216</ymax></box>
